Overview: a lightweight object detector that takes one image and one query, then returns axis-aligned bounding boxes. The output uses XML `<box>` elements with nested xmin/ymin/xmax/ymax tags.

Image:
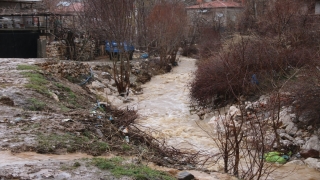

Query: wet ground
<box><xmin>0</xmin><ymin>151</ymin><xmax>131</xmax><ymax>180</ymax></box>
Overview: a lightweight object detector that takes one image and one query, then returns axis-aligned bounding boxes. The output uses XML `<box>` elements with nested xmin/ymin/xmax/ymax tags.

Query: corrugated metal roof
<box><xmin>187</xmin><ymin>0</ymin><xmax>243</xmax><ymax>9</ymax></box>
<box><xmin>55</xmin><ymin>2</ymin><xmax>83</xmax><ymax>13</ymax></box>
<box><xmin>57</xmin><ymin>1</ymin><xmax>71</xmax><ymax>7</ymax></box>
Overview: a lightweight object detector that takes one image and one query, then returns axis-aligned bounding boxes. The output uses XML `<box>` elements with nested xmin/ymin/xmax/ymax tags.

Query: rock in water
<box><xmin>177</xmin><ymin>171</ymin><xmax>195</xmax><ymax>180</ymax></box>
<box><xmin>302</xmin><ymin>135</ymin><xmax>320</xmax><ymax>151</ymax></box>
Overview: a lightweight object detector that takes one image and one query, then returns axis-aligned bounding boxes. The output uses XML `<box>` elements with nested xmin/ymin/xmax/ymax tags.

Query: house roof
<box><xmin>55</xmin><ymin>2</ymin><xmax>83</xmax><ymax>13</ymax></box>
<box><xmin>186</xmin><ymin>1</ymin><xmax>243</xmax><ymax>9</ymax></box>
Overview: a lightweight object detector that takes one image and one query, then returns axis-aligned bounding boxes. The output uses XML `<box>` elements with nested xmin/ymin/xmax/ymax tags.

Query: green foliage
<box><xmin>122</xmin><ymin>144</ymin><xmax>131</xmax><ymax>151</ymax></box>
<box><xmin>26</xmin><ymin>98</ymin><xmax>46</xmax><ymax>111</ymax></box>
<box><xmin>22</xmin><ymin>71</ymin><xmax>49</xmax><ymax>95</ymax></box>
<box><xmin>55</xmin><ymin>83</ymin><xmax>77</xmax><ymax>106</ymax></box>
<box><xmin>59</xmin><ymin>105</ymin><xmax>70</xmax><ymax>112</ymax></box>
<box><xmin>55</xmin><ymin>83</ymin><xmax>71</xmax><ymax>92</ymax></box>
<box><xmin>36</xmin><ymin>133</ymin><xmax>109</xmax><ymax>155</ymax></box>
<box><xmin>22</xmin><ymin>72</ymin><xmax>48</xmax><ymax>84</ymax></box>
<box><xmin>21</xmin><ymin>123</ymin><xmax>40</xmax><ymax>131</ymax></box>
<box><xmin>66</xmin><ymin>76</ymin><xmax>79</xmax><ymax>83</ymax></box>
<box><xmin>92</xmin><ymin>141</ymin><xmax>109</xmax><ymax>152</ymax></box>
<box><xmin>73</xmin><ymin>162</ymin><xmax>81</xmax><ymax>168</ymax></box>
<box><xmin>69</xmin><ymin>92</ymin><xmax>77</xmax><ymax>99</ymax></box>
<box><xmin>60</xmin><ymin>162</ymin><xmax>81</xmax><ymax>171</ymax></box>
<box><xmin>67</xmin><ymin>91</ymin><xmax>77</xmax><ymax>106</ymax></box>
<box><xmin>92</xmin><ymin>157</ymin><xmax>175</xmax><ymax>180</ymax></box>
<box><xmin>17</xmin><ymin>64</ymin><xmax>39</xmax><ymax>70</ymax></box>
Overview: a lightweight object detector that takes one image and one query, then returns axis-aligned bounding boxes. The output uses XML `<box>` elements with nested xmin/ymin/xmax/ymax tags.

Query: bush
<box><xmin>282</xmin><ymin>68</ymin><xmax>320</xmax><ymax>130</ymax></box>
<box><xmin>190</xmin><ymin>34</ymin><xmax>319</xmax><ymax>108</ymax></box>
<box><xmin>182</xmin><ymin>45</ymin><xmax>199</xmax><ymax>57</ymax></box>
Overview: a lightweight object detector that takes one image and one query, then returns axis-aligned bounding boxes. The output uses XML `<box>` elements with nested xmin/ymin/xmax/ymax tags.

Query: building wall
<box><xmin>187</xmin><ymin>7</ymin><xmax>243</xmax><ymax>28</ymax></box>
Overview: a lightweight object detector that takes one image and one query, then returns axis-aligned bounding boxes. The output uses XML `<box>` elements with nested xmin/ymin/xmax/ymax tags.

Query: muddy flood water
<box><xmin>130</xmin><ymin>57</ymin><xmax>218</xmax><ymax>154</ymax></box>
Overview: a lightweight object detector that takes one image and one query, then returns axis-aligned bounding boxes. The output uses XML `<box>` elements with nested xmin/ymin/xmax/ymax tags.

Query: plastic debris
<box><xmin>140</xmin><ymin>53</ymin><xmax>148</xmax><ymax>59</ymax></box>
<box><xmin>62</xmin><ymin>119</ymin><xmax>73</xmax><ymax>122</ymax></box>
<box><xmin>251</xmin><ymin>74</ymin><xmax>259</xmax><ymax>85</ymax></box>
<box><xmin>264</xmin><ymin>151</ymin><xmax>287</xmax><ymax>164</ymax></box>
<box><xmin>125</xmin><ymin>136</ymin><xmax>129</xmax><ymax>143</ymax></box>
<box><xmin>80</xmin><ymin>68</ymin><xmax>94</xmax><ymax>85</ymax></box>
<box><xmin>14</xmin><ymin>117</ymin><xmax>22</xmax><ymax>122</ymax></box>
<box><xmin>122</xmin><ymin>127</ymin><xmax>128</xmax><ymax>134</ymax></box>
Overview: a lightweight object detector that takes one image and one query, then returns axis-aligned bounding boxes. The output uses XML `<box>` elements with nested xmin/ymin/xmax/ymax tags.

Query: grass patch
<box><xmin>55</xmin><ymin>83</ymin><xmax>78</xmax><ymax>107</ymax></box>
<box><xmin>59</xmin><ymin>104</ymin><xmax>70</xmax><ymax>112</ymax></box>
<box><xmin>122</xmin><ymin>144</ymin><xmax>131</xmax><ymax>151</ymax></box>
<box><xmin>68</xmin><ymin>92</ymin><xmax>77</xmax><ymax>106</ymax></box>
<box><xmin>21</xmin><ymin>123</ymin><xmax>40</xmax><ymax>131</ymax></box>
<box><xmin>69</xmin><ymin>92</ymin><xmax>77</xmax><ymax>99</ymax></box>
<box><xmin>22</xmin><ymin>71</ymin><xmax>49</xmax><ymax>95</ymax></box>
<box><xmin>36</xmin><ymin>133</ymin><xmax>109</xmax><ymax>155</ymax></box>
<box><xmin>55</xmin><ymin>83</ymin><xmax>71</xmax><ymax>92</ymax></box>
<box><xmin>26</xmin><ymin>98</ymin><xmax>46</xmax><ymax>111</ymax></box>
<box><xmin>17</xmin><ymin>64</ymin><xmax>39</xmax><ymax>70</ymax></box>
<box><xmin>73</xmin><ymin>162</ymin><xmax>81</xmax><ymax>167</ymax></box>
<box><xmin>92</xmin><ymin>157</ymin><xmax>175</xmax><ymax>180</ymax></box>
<box><xmin>61</xmin><ymin>162</ymin><xmax>81</xmax><ymax>171</ymax></box>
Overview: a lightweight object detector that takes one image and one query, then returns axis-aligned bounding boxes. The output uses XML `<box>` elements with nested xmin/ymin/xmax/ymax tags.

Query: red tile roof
<box><xmin>187</xmin><ymin>1</ymin><xmax>243</xmax><ymax>9</ymax></box>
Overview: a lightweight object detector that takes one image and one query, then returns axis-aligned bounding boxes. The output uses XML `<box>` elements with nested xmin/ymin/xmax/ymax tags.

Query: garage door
<box><xmin>0</xmin><ymin>31</ymin><xmax>39</xmax><ymax>58</ymax></box>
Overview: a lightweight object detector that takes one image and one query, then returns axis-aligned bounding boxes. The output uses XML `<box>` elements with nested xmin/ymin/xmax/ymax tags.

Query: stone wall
<box><xmin>46</xmin><ymin>40</ymin><xmax>95</xmax><ymax>61</ymax></box>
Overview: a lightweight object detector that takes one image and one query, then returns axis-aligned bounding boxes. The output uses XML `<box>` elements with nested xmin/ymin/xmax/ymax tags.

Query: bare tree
<box><xmin>83</xmin><ymin>0</ymin><xmax>136</xmax><ymax>95</ymax></box>
<box><xmin>146</xmin><ymin>0</ymin><xmax>187</xmax><ymax>67</ymax></box>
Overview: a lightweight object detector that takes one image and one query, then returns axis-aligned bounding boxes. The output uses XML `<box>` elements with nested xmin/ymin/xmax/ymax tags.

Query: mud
<box><xmin>0</xmin><ymin>151</ymin><xmax>130</xmax><ymax>180</ymax></box>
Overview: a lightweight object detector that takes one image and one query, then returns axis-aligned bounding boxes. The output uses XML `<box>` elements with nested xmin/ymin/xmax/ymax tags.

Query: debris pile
<box><xmin>40</xmin><ymin>61</ymin><xmax>91</xmax><ymax>79</ymax></box>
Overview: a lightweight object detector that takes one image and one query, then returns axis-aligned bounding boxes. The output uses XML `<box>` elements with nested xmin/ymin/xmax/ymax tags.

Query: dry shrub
<box><xmin>190</xmin><ymin>34</ymin><xmax>318</xmax><ymax>108</ymax></box>
<box><xmin>182</xmin><ymin>44</ymin><xmax>199</xmax><ymax>57</ymax></box>
<box><xmin>282</xmin><ymin>67</ymin><xmax>320</xmax><ymax>130</ymax></box>
<box><xmin>197</xmin><ymin>27</ymin><xmax>221</xmax><ymax>59</ymax></box>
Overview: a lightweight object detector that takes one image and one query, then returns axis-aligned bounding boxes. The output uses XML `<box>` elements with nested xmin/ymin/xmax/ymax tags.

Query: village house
<box><xmin>186</xmin><ymin>0</ymin><xmax>244</xmax><ymax>31</ymax></box>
